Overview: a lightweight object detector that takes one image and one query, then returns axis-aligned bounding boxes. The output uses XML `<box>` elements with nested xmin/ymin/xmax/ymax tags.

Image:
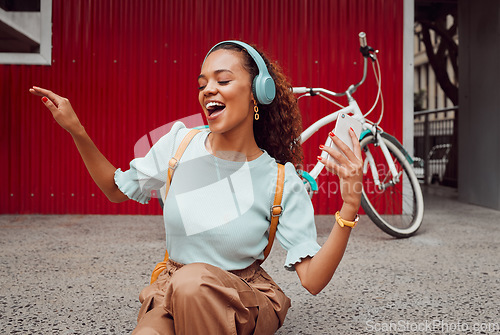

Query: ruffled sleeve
<box><xmin>275</xmin><ymin>163</ymin><xmax>321</xmax><ymax>270</ymax></box>
<box><xmin>114</xmin><ymin>122</ymin><xmax>190</xmax><ymax>204</ymax></box>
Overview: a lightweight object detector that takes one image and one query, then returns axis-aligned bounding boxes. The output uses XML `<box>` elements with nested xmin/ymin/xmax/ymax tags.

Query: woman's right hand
<box><xmin>29</xmin><ymin>86</ymin><xmax>129</xmax><ymax>203</ymax></box>
<box><xmin>29</xmin><ymin>86</ymin><xmax>83</xmax><ymax>135</ymax></box>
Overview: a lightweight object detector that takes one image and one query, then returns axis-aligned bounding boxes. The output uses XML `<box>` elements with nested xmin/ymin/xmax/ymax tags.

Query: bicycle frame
<box><xmin>296</xmin><ymin>58</ymin><xmax>400</xmax><ymax>193</ymax></box>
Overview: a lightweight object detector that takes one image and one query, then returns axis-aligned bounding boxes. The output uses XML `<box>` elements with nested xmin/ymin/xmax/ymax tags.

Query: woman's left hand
<box><xmin>318</xmin><ymin>129</ymin><xmax>363</xmax><ymax>210</ymax></box>
<box><xmin>296</xmin><ymin>131</ymin><xmax>363</xmax><ymax>294</ymax></box>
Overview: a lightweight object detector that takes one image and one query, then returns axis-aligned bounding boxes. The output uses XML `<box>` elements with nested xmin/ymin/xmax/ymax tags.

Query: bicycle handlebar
<box><xmin>293</xmin><ymin>32</ymin><xmax>376</xmax><ymax>98</ymax></box>
<box><xmin>359</xmin><ymin>31</ymin><xmax>376</xmax><ymax>60</ymax></box>
<box><xmin>359</xmin><ymin>32</ymin><xmax>367</xmax><ymax>48</ymax></box>
<box><xmin>292</xmin><ymin>87</ymin><xmax>345</xmax><ymax>97</ymax></box>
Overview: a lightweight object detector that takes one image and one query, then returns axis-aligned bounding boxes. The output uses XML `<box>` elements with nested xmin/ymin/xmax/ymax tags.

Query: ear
<box><xmin>250</xmin><ymin>92</ymin><xmax>256</xmax><ymax>103</ymax></box>
<box><xmin>249</xmin><ymin>94</ymin><xmax>257</xmax><ymax>108</ymax></box>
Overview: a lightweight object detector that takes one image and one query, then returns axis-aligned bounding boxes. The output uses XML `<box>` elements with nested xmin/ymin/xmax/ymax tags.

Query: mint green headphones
<box><xmin>203</xmin><ymin>41</ymin><xmax>276</xmax><ymax>105</ymax></box>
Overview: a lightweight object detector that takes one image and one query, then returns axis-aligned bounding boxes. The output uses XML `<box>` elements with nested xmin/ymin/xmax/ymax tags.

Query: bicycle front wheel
<box><xmin>360</xmin><ymin>134</ymin><xmax>424</xmax><ymax>238</ymax></box>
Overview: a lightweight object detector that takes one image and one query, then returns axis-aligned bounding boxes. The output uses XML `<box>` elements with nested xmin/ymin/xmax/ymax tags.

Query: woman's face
<box><xmin>198</xmin><ymin>49</ymin><xmax>254</xmax><ymax>134</ymax></box>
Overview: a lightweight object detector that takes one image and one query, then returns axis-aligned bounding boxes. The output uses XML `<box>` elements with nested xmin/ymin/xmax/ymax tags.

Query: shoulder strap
<box><xmin>259</xmin><ymin>163</ymin><xmax>285</xmax><ymax>264</ymax></box>
<box><xmin>161</xmin><ymin>128</ymin><xmax>200</xmax><ymax>261</ymax></box>
<box><xmin>163</xmin><ymin>129</ymin><xmax>201</xmax><ymax>200</ymax></box>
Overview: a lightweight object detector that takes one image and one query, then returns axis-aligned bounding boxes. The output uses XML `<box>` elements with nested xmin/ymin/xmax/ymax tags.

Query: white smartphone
<box><xmin>329</xmin><ymin>113</ymin><xmax>362</xmax><ymax>161</ymax></box>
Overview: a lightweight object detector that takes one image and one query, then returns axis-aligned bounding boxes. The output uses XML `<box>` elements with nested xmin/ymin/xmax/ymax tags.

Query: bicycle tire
<box><xmin>360</xmin><ymin>134</ymin><xmax>424</xmax><ymax>238</ymax></box>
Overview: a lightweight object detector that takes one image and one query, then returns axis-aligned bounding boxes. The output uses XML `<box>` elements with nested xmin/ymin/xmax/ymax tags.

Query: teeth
<box><xmin>206</xmin><ymin>101</ymin><xmax>225</xmax><ymax>109</ymax></box>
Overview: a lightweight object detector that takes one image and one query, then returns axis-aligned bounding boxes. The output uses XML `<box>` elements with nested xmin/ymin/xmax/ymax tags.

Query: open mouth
<box><xmin>206</xmin><ymin>101</ymin><xmax>226</xmax><ymax>116</ymax></box>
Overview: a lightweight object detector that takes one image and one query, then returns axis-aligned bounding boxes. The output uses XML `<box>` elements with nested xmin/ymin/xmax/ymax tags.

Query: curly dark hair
<box><xmin>208</xmin><ymin>43</ymin><xmax>303</xmax><ymax>166</ymax></box>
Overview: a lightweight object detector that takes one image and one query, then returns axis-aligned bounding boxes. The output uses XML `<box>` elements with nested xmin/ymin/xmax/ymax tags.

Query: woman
<box><xmin>30</xmin><ymin>41</ymin><xmax>363</xmax><ymax>334</ymax></box>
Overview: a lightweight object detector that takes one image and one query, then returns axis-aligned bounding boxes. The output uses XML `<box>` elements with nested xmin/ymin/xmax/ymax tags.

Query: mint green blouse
<box><xmin>114</xmin><ymin>122</ymin><xmax>321</xmax><ymax>271</ymax></box>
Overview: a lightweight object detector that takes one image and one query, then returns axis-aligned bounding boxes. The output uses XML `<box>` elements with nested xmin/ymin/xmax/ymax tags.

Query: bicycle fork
<box><xmin>363</xmin><ymin>134</ymin><xmax>400</xmax><ymax>190</ymax></box>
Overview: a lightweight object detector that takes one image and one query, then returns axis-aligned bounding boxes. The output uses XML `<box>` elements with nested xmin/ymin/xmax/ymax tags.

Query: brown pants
<box><xmin>132</xmin><ymin>260</ymin><xmax>291</xmax><ymax>335</ymax></box>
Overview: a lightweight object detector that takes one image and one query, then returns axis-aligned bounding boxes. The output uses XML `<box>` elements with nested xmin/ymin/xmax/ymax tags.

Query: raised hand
<box><xmin>29</xmin><ymin>86</ymin><xmax>129</xmax><ymax>203</ymax></box>
<box><xmin>318</xmin><ymin>129</ymin><xmax>363</xmax><ymax>213</ymax></box>
<box><xmin>29</xmin><ymin>86</ymin><xmax>83</xmax><ymax>135</ymax></box>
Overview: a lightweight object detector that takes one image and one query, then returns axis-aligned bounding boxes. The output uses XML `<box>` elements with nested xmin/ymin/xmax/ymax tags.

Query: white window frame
<box><xmin>0</xmin><ymin>0</ymin><xmax>52</xmax><ymax>65</ymax></box>
<box><xmin>403</xmin><ymin>0</ymin><xmax>415</xmax><ymax>157</ymax></box>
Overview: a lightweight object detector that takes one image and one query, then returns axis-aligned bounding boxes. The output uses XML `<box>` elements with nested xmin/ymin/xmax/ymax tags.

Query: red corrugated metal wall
<box><xmin>0</xmin><ymin>0</ymin><xmax>404</xmax><ymax>214</ymax></box>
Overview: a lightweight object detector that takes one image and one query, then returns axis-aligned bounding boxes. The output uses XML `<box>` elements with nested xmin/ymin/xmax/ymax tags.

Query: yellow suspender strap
<box><xmin>150</xmin><ymin>129</ymin><xmax>200</xmax><ymax>284</ymax></box>
<box><xmin>260</xmin><ymin>163</ymin><xmax>285</xmax><ymax>264</ymax></box>
<box><xmin>163</xmin><ymin>129</ymin><xmax>201</xmax><ymax>201</ymax></box>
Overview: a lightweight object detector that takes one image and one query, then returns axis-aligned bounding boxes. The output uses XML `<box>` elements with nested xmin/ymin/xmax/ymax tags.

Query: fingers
<box><xmin>317</xmin><ymin>154</ymin><xmax>341</xmax><ymax>175</ymax></box>
<box><xmin>40</xmin><ymin>95</ymin><xmax>59</xmax><ymax>114</ymax></box>
<box><xmin>28</xmin><ymin>88</ymin><xmax>43</xmax><ymax>97</ymax></box>
<box><xmin>320</xmin><ymin>135</ymin><xmax>350</xmax><ymax>166</ymax></box>
<box><xmin>318</xmin><ymin>131</ymin><xmax>363</xmax><ymax>177</ymax></box>
<box><xmin>29</xmin><ymin>86</ymin><xmax>68</xmax><ymax>117</ymax></box>
<box><xmin>29</xmin><ymin>86</ymin><xmax>63</xmax><ymax>105</ymax></box>
<box><xmin>331</xmin><ymin>130</ymin><xmax>359</xmax><ymax>162</ymax></box>
<box><xmin>349</xmin><ymin>128</ymin><xmax>363</xmax><ymax>159</ymax></box>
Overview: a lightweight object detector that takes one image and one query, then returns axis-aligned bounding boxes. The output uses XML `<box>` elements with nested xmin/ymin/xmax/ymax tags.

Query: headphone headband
<box><xmin>203</xmin><ymin>40</ymin><xmax>276</xmax><ymax>105</ymax></box>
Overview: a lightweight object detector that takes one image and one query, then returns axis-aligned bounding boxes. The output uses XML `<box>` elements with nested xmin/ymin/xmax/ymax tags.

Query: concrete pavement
<box><xmin>1</xmin><ymin>186</ymin><xmax>499</xmax><ymax>334</ymax></box>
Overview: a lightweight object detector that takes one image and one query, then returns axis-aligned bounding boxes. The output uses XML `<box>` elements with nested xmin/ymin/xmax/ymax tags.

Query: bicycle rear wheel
<box><xmin>360</xmin><ymin>134</ymin><xmax>424</xmax><ymax>238</ymax></box>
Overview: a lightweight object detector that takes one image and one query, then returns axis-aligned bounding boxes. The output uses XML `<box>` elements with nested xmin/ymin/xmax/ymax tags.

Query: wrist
<box><xmin>340</xmin><ymin>203</ymin><xmax>359</xmax><ymax>221</ymax></box>
<box><xmin>69</xmin><ymin>123</ymin><xmax>86</xmax><ymax>138</ymax></box>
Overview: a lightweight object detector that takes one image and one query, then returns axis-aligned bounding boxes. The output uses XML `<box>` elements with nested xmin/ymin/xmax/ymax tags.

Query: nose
<box><xmin>203</xmin><ymin>80</ymin><xmax>217</xmax><ymax>96</ymax></box>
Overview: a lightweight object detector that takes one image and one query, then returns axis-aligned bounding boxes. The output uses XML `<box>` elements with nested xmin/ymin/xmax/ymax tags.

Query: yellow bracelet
<box><xmin>335</xmin><ymin>211</ymin><xmax>359</xmax><ymax>228</ymax></box>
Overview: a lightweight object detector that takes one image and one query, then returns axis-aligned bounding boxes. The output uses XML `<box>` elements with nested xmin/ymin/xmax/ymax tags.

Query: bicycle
<box><xmin>293</xmin><ymin>32</ymin><xmax>424</xmax><ymax>238</ymax></box>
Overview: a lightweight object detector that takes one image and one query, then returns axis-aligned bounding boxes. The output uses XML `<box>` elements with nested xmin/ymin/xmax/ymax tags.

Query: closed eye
<box><xmin>198</xmin><ymin>81</ymin><xmax>231</xmax><ymax>91</ymax></box>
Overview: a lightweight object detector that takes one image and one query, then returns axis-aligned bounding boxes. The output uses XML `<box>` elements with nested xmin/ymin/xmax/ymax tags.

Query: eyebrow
<box><xmin>198</xmin><ymin>69</ymin><xmax>234</xmax><ymax>80</ymax></box>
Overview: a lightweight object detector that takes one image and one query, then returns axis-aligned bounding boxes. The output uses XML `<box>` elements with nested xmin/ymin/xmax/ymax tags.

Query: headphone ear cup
<box><xmin>253</xmin><ymin>74</ymin><xmax>276</xmax><ymax>105</ymax></box>
<box><xmin>205</xmin><ymin>40</ymin><xmax>276</xmax><ymax>105</ymax></box>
